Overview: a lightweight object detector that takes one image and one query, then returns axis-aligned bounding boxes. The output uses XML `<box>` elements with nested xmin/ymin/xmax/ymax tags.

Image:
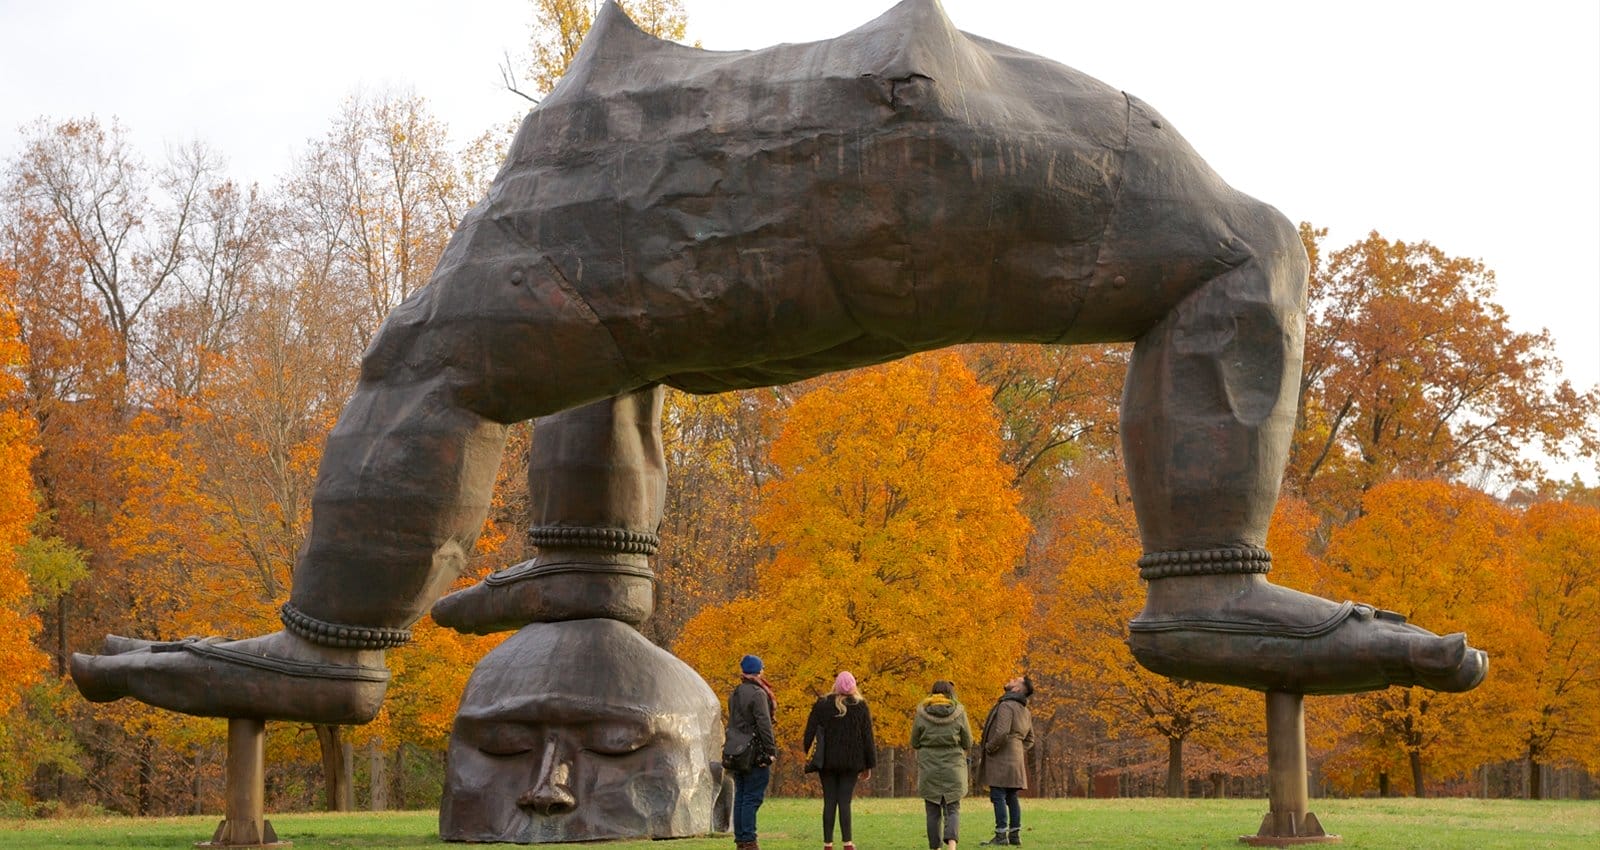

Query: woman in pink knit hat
<box><xmin>802</xmin><ymin>671</ymin><xmax>877</xmax><ymax>850</ymax></box>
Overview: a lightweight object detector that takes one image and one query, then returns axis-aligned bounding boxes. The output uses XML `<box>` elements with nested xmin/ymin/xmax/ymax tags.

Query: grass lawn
<box><xmin>2</xmin><ymin>797</ymin><xmax>1596</xmax><ymax>849</ymax></box>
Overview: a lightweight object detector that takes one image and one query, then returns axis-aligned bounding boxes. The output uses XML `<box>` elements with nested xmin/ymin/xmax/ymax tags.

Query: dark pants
<box><xmin>733</xmin><ymin>765</ymin><xmax>771</xmax><ymax>842</ymax></box>
<box><xmin>989</xmin><ymin>786</ymin><xmax>1021</xmax><ymax>831</ymax></box>
<box><xmin>925</xmin><ymin>798</ymin><xmax>961</xmax><ymax>847</ymax></box>
<box><xmin>819</xmin><ymin>769</ymin><xmax>859</xmax><ymax>843</ymax></box>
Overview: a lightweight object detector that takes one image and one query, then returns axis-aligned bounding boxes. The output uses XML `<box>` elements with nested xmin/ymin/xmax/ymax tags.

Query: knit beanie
<box><xmin>833</xmin><ymin>670</ymin><xmax>857</xmax><ymax>695</ymax></box>
<box><xmin>740</xmin><ymin>654</ymin><xmax>763</xmax><ymax>675</ymax></box>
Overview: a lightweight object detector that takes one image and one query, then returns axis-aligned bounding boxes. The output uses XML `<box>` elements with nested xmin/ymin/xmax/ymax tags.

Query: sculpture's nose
<box><xmin>516</xmin><ymin>742</ymin><xmax>576</xmax><ymax>816</ymax></box>
<box><xmin>518</xmin><ymin>780</ymin><xmax>576</xmax><ymax>816</ymax></box>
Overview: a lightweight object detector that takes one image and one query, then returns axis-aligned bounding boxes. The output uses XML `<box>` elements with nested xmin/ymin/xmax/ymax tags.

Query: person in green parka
<box><xmin>911</xmin><ymin>680</ymin><xmax>974</xmax><ymax>850</ymax></box>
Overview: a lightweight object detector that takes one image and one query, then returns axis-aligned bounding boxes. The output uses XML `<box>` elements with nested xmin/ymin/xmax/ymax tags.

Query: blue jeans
<box><xmin>989</xmin><ymin>785</ymin><xmax>1021</xmax><ymax>830</ymax></box>
<box><xmin>733</xmin><ymin>765</ymin><xmax>771</xmax><ymax>842</ymax></box>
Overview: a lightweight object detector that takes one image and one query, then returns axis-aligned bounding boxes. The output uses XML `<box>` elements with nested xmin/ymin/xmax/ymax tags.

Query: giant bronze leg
<box><xmin>1115</xmin><ymin>174</ymin><xmax>1486</xmax><ymax>695</ymax></box>
<box><xmin>432</xmin><ymin>386</ymin><xmax>667</xmax><ymax>633</ymax></box>
<box><xmin>70</xmin><ymin>218</ymin><xmax>646</xmax><ymax>723</ymax></box>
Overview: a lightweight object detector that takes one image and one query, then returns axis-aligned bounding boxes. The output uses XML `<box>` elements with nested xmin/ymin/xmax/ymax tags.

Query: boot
<box><xmin>1008</xmin><ymin>827</ymin><xmax>1021</xmax><ymax>845</ymax></box>
<box><xmin>979</xmin><ymin>832</ymin><xmax>1007</xmax><ymax>846</ymax></box>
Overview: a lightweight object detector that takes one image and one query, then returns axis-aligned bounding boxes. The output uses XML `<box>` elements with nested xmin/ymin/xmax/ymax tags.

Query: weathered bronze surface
<box><xmin>432</xmin><ymin>386</ymin><xmax>667</xmax><ymax>632</ymax></box>
<box><xmin>71</xmin><ymin>0</ymin><xmax>1482</xmax><ymax>750</ymax></box>
<box><xmin>439</xmin><ymin>618</ymin><xmax>723</xmax><ymax>843</ymax></box>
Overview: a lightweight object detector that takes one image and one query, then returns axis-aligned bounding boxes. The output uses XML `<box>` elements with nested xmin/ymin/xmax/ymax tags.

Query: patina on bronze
<box><xmin>439</xmin><ymin>618</ymin><xmax>723</xmax><ymax>843</ymax></box>
<box><xmin>69</xmin><ymin>0</ymin><xmax>1486</xmax><ymax>833</ymax></box>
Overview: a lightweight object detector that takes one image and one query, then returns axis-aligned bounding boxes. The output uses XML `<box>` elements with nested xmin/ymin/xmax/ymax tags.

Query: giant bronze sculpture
<box><xmin>70</xmin><ymin>1</ymin><xmax>1485</xmax><ymax>845</ymax></box>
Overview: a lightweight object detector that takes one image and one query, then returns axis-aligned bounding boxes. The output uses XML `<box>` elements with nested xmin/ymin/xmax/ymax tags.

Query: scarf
<box><xmin>742</xmin><ymin>672</ymin><xmax>777</xmax><ymax>714</ymax></box>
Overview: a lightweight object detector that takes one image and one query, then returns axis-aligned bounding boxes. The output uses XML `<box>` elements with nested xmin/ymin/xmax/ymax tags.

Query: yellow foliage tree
<box><xmin>675</xmin><ymin>352</ymin><xmax>1031</xmax><ymax>752</ymax></box>
<box><xmin>516</xmin><ymin>0</ymin><xmax>690</xmax><ymax>99</ymax></box>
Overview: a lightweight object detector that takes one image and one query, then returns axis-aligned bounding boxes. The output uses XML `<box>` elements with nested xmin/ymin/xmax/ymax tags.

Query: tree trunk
<box><xmin>56</xmin><ymin>595</ymin><xmax>69</xmax><ymax>677</ymax></box>
<box><xmin>1166</xmin><ymin>737</ymin><xmax>1184</xmax><ymax>798</ymax></box>
<box><xmin>884</xmin><ymin>746</ymin><xmax>896</xmax><ymax>797</ymax></box>
<box><xmin>395</xmin><ymin>744</ymin><xmax>406</xmax><ymax>808</ymax></box>
<box><xmin>1529</xmin><ymin>756</ymin><xmax>1543</xmax><ymax>800</ymax></box>
<box><xmin>368</xmin><ymin>739</ymin><xmax>388</xmax><ymax>811</ymax></box>
<box><xmin>315</xmin><ymin>725</ymin><xmax>354</xmax><ymax>811</ymax></box>
<box><xmin>136</xmin><ymin>736</ymin><xmax>154</xmax><ymax>815</ymax></box>
<box><xmin>1409</xmin><ymin>750</ymin><xmax>1425</xmax><ymax>797</ymax></box>
<box><xmin>1378</xmin><ymin>770</ymin><xmax>1390</xmax><ymax>797</ymax></box>
<box><xmin>191</xmin><ymin>749</ymin><xmax>204</xmax><ymax>815</ymax></box>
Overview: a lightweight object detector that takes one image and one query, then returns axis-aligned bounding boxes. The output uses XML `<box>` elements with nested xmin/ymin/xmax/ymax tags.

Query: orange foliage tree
<box><xmin>1288</xmin><ymin>226</ymin><xmax>1599</xmax><ymax>521</ymax></box>
<box><xmin>0</xmin><ymin>261</ymin><xmax>50</xmax><ymax>801</ymax></box>
<box><xmin>675</xmin><ymin>353</ymin><xmax>1031</xmax><ymax>755</ymax></box>
<box><xmin>1317</xmin><ymin>479</ymin><xmax>1533</xmax><ymax>796</ymax></box>
<box><xmin>1031</xmin><ymin>466</ymin><xmax>1274</xmax><ymax>797</ymax></box>
<box><xmin>1509</xmin><ymin>499</ymin><xmax>1600</xmax><ymax>796</ymax></box>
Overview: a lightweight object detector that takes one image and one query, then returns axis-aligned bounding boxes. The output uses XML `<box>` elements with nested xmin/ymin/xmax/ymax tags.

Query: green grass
<box><xmin>1</xmin><ymin>797</ymin><xmax>1596</xmax><ymax>849</ymax></box>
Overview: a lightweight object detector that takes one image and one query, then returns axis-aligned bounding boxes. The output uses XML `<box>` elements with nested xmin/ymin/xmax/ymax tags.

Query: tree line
<box><xmin>2</xmin><ymin>0</ymin><xmax>1597</xmax><ymax>816</ymax></box>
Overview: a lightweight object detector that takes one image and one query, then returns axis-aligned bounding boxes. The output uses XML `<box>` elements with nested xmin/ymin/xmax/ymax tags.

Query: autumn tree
<box><xmin>1288</xmin><ymin>226</ymin><xmax>1599</xmax><ymax>521</ymax></box>
<box><xmin>0</xmin><ymin>260</ymin><xmax>52</xmax><ymax>803</ymax></box>
<box><xmin>280</xmin><ymin>91</ymin><xmax>473</xmax><ymax>344</ymax></box>
<box><xmin>1509</xmin><ymin>499</ymin><xmax>1600</xmax><ymax>797</ymax></box>
<box><xmin>4</xmin><ymin>118</ymin><xmax>220</xmax><ymax>389</ymax></box>
<box><xmin>1318</xmin><ymin>479</ymin><xmax>1534</xmax><ymax>796</ymax></box>
<box><xmin>959</xmin><ymin>343</ymin><xmax>1125</xmax><ymax>495</ymax></box>
<box><xmin>1030</xmin><ymin>462</ymin><xmax>1267</xmax><ymax>797</ymax></box>
<box><xmin>675</xmin><ymin>353</ymin><xmax>1031</xmax><ymax>758</ymax></box>
<box><xmin>646</xmin><ymin>387</ymin><xmax>782</xmax><ymax>647</ymax></box>
<box><xmin>143</xmin><ymin>179</ymin><xmax>275</xmax><ymax>401</ymax></box>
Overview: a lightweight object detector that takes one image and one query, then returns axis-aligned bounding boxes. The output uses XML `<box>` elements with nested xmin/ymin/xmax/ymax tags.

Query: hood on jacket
<box><xmin>916</xmin><ymin>694</ymin><xmax>965</xmax><ymax>724</ymax></box>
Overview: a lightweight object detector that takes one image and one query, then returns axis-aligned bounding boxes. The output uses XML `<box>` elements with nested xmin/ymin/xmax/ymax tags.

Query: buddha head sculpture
<box><xmin>440</xmin><ymin>618</ymin><xmax>723</xmax><ymax>843</ymax></box>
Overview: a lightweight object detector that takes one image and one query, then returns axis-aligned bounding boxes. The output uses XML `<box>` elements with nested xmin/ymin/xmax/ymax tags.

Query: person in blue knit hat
<box><xmin>723</xmin><ymin>654</ymin><xmax>776</xmax><ymax>849</ymax></box>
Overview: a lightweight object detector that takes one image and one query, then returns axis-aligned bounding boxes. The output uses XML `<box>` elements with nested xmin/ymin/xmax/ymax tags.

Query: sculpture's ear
<box><xmin>546</xmin><ymin>0</ymin><xmax>674</xmax><ymax>105</ymax></box>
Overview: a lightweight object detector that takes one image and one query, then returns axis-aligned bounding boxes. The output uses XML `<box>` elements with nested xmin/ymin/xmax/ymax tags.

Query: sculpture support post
<box><xmin>1241</xmin><ymin>692</ymin><xmax>1338</xmax><ymax>846</ymax></box>
<box><xmin>197</xmin><ymin>718</ymin><xmax>288</xmax><ymax>848</ymax></box>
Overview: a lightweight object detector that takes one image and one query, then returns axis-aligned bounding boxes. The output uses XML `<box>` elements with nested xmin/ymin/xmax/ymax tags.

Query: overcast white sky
<box><xmin>3</xmin><ymin>0</ymin><xmax>1597</xmax><ymax>474</ymax></box>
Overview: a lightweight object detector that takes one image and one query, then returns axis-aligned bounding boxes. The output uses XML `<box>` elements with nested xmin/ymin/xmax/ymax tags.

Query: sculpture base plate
<box><xmin>195</xmin><ymin>816</ymin><xmax>290</xmax><ymax>848</ymax></box>
<box><xmin>1240</xmin><ymin>810</ymin><xmax>1340</xmax><ymax>846</ymax></box>
<box><xmin>1239</xmin><ymin>837</ymin><xmax>1341</xmax><ymax>847</ymax></box>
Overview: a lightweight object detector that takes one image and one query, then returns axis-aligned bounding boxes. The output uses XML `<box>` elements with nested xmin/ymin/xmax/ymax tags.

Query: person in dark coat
<box><xmin>802</xmin><ymin>671</ymin><xmax>876</xmax><ymax>850</ymax></box>
<box><xmin>725</xmin><ymin>654</ymin><xmax>777</xmax><ymax>850</ymax></box>
<box><xmin>977</xmin><ymin>675</ymin><xmax>1034</xmax><ymax>846</ymax></box>
<box><xmin>911</xmin><ymin>680</ymin><xmax>973</xmax><ymax>850</ymax></box>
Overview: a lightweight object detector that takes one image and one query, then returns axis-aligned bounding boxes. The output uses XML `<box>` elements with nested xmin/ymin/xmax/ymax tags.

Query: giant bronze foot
<box><xmin>70</xmin><ymin>629</ymin><xmax>390</xmax><ymax>724</ymax></box>
<box><xmin>1127</xmin><ymin>573</ymin><xmax>1487</xmax><ymax>695</ymax></box>
<box><xmin>431</xmin><ymin>560</ymin><xmax>654</xmax><ymax>633</ymax></box>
